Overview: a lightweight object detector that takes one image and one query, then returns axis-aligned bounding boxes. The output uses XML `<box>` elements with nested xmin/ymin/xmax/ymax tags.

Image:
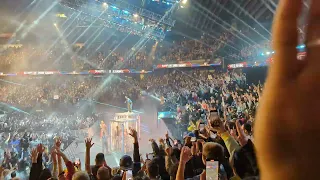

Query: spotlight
<box><xmin>133</xmin><ymin>14</ymin><xmax>139</xmax><ymax>17</ymax></box>
<box><xmin>266</xmin><ymin>51</ymin><xmax>271</xmax><ymax>55</ymax></box>
<box><xmin>102</xmin><ymin>2</ymin><xmax>108</xmax><ymax>7</ymax></box>
<box><xmin>53</xmin><ymin>23</ymin><xmax>57</xmax><ymax>26</ymax></box>
<box><xmin>182</xmin><ymin>0</ymin><xmax>187</xmax><ymax>4</ymax></box>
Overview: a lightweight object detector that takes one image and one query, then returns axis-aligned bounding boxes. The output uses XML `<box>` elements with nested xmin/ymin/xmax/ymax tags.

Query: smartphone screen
<box><xmin>206</xmin><ymin>161</ymin><xmax>219</xmax><ymax>180</ymax></box>
<box><xmin>126</xmin><ymin>170</ymin><xmax>133</xmax><ymax>180</ymax></box>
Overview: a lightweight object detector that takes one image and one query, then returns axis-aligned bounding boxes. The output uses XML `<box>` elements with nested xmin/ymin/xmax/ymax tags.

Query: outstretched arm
<box><xmin>85</xmin><ymin>138</ymin><xmax>94</xmax><ymax>175</ymax></box>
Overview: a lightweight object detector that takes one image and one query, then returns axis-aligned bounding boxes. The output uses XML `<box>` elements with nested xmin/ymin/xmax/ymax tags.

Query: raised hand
<box><xmin>55</xmin><ymin>137</ymin><xmax>62</xmax><ymax>149</ymax></box>
<box><xmin>209</xmin><ymin>118</ymin><xmax>226</xmax><ymax>135</ymax></box>
<box><xmin>54</xmin><ymin>148</ymin><xmax>65</xmax><ymax>158</ymax></box>
<box><xmin>0</xmin><ymin>166</ymin><xmax>4</xmax><ymax>175</ymax></box>
<box><xmin>85</xmin><ymin>138</ymin><xmax>94</xmax><ymax>149</ymax></box>
<box><xmin>180</xmin><ymin>146</ymin><xmax>193</xmax><ymax>164</ymax></box>
<box><xmin>159</xmin><ymin>138</ymin><xmax>165</xmax><ymax>144</ymax></box>
<box><xmin>254</xmin><ymin>0</ymin><xmax>320</xmax><ymax>179</ymax></box>
<box><xmin>36</xmin><ymin>143</ymin><xmax>45</xmax><ymax>154</ymax></box>
<box><xmin>165</xmin><ymin>147</ymin><xmax>173</xmax><ymax>156</ymax></box>
<box><xmin>165</xmin><ymin>131</ymin><xmax>169</xmax><ymax>139</ymax></box>
<box><xmin>51</xmin><ymin>147</ymin><xmax>57</xmax><ymax>162</ymax></box>
<box><xmin>31</xmin><ymin>148</ymin><xmax>38</xmax><ymax>163</ymax></box>
<box><xmin>128</xmin><ymin>127</ymin><xmax>137</xmax><ymax>139</ymax></box>
<box><xmin>235</xmin><ymin>120</ymin><xmax>248</xmax><ymax>147</ymax></box>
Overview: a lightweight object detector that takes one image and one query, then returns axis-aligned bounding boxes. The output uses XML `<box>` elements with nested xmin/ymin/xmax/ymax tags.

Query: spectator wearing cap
<box><xmin>118</xmin><ymin>128</ymin><xmax>141</xmax><ymax>178</ymax></box>
<box><xmin>119</xmin><ymin>155</ymin><xmax>133</xmax><ymax>171</ymax></box>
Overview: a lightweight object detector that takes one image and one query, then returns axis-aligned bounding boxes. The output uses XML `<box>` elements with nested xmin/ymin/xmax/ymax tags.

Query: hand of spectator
<box><xmin>36</xmin><ymin>143</ymin><xmax>45</xmax><ymax>154</ymax></box>
<box><xmin>85</xmin><ymin>138</ymin><xmax>94</xmax><ymax>149</ymax></box>
<box><xmin>149</xmin><ymin>139</ymin><xmax>155</xmax><ymax>143</ymax></box>
<box><xmin>0</xmin><ymin>166</ymin><xmax>4</xmax><ymax>175</ymax></box>
<box><xmin>165</xmin><ymin>147</ymin><xmax>172</xmax><ymax>156</ymax></box>
<box><xmin>159</xmin><ymin>138</ymin><xmax>165</xmax><ymax>144</ymax></box>
<box><xmin>55</xmin><ymin>137</ymin><xmax>62</xmax><ymax>149</ymax></box>
<box><xmin>200</xmin><ymin>170</ymin><xmax>206</xmax><ymax>180</ymax></box>
<box><xmin>197</xmin><ymin>139</ymin><xmax>205</xmax><ymax>145</ymax></box>
<box><xmin>180</xmin><ymin>146</ymin><xmax>192</xmax><ymax>164</ymax></box>
<box><xmin>165</xmin><ymin>131</ymin><xmax>169</xmax><ymax>139</ymax></box>
<box><xmin>254</xmin><ymin>0</ymin><xmax>320</xmax><ymax>179</ymax></box>
<box><xmin>210</xmin><ymin>119</ymin><xmax>226</xmax><ymax>135</ymax></box>
<box><xmin>235</xmin><ymin>120</ymin><xmax>248</xmax><ymax>146</ymax></box>
<box><xmin>31</xmin><ymin>148</ymin><xmax>38</xmax><ymax>163</ymax></box>
<box><xmin>229</xmin><ymin>127</ymin><xmax>237</xmax><ymax>140</ymax></box>
<box><xmin>191</xmin><ymin>142</ymin><xmax>198</xmax><ymax>156</ymax></box>
<box><xmin>128</xmin><ymin>127</ymin><xmax>138</xmax><ymax>140</ymax></box>
<box><xmin>51</xmin><ymin>147</ymin><xmax>57</xmax><ymax>163</ymax></box>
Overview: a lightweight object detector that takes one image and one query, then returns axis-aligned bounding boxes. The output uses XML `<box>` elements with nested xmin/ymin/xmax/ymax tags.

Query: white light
<box><xmin>182</xmin><ymin>0</ymin><xmax>187</xmax><ymax>4</ymax></box>
<box><xmin>133</xmin><ymin>14</ymin><xmax>139</xmax><ymax>18</ymax></box>
<box><xmin>266</xmin><ymin>51</ymin><xmax>271</xmax><ymax>55</ymax></box>
<box><xmin>102</xmin><ymin>2</ymin><xmax>108</xmax><ymax>8</ymax></box>
<box><xmin>53</xmin><ymin>23</ymin><xmax>57</xmax><ymax>26</ymax></box>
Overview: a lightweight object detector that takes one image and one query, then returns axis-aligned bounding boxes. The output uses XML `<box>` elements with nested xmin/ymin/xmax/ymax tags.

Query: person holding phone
<box><xmin>176</xmin><ymin>143</ymin><xmax>233</xmax><ymax>180</ymax></box>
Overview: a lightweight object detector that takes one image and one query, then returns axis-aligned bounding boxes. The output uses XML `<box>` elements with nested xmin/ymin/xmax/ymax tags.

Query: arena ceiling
<box><xmin>0</xmin><ymin>0</ymin><xmax>307</xmax><ymax>57</ymax></box>
<box><xmin>170</xmin><ymin>0</ymin><xmax>278</xmax><ymax>45</ymax></box>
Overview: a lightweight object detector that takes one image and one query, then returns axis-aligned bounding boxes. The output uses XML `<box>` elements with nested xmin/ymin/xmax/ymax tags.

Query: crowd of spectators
<box><xmin>0</xmin><ymin>99</ymin><xmax>259</xmax><ymax>180</ymax></box>
<box><xmin>0</xmin><ymin>45</ymin><xmax>153</xmax><ymax>73</ymax></box>
<box><xmin>156</xmin><ymin>31</ymin><xmax>235</xmax><ymax>64</ymax></box>
<box><xmin>0</xmin><ymin>27</ymin><xmax>238</xmax><ymax>73</ymax></box>
<box><xmin>0</xmin><ymin>33</ymin><xmax>259</xmax><ymax>180</ymax></box>
<box><xmin>0</xmin><ymin>16</ymin><xmax>278</xmax><ymax>180</ymax></box>
<box><xmin>2</xmin><ymin>70</ymin><xmax>261</xmax><ymax>179</ymax></box>
<box><xmin>0</xmin><ymin>76</ymin><xmax>142</xmax><ymax>109</ymax></box>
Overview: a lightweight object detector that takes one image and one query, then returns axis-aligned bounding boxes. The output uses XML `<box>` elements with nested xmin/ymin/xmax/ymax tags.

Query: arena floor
<box><xmin>70</xmin><ymin>98</ymin><xmax>170</xmax><ymax>168</ymax></box>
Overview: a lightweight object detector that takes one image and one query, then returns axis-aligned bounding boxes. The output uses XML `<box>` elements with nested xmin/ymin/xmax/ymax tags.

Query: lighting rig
<box><xmin>59</xmin><ymin>0</ymin><xmax>176</xmax><ymax>41</ymax></box>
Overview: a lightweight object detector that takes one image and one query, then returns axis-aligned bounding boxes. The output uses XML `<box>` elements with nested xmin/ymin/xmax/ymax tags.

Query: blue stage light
<box><xmin>159</xmin><ymin>113</ymin><xmax>164</xmax><ymax>118</ymax></box>
<box><xmin>261</xmin><ymin>53</ymin><xmax>264</xmax><ymax>56</ymax></box>
<box><xmin>123</xmin><ymin>10</ymin><xmax>129</xmax><ymax>14</ymax></box>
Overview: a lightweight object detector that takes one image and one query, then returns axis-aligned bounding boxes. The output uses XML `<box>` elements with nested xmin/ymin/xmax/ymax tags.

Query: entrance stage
<box><xmin>65</xmin><ymin>106</ymin><xmax>170</xmax><ymax>168</ymax></box>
